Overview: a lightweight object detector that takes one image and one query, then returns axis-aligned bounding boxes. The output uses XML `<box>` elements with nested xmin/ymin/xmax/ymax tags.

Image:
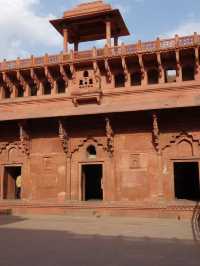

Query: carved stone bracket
<box><xmin>18</xmin><ymin>121</ymin><xmax>30</xmax><ymax>156</ymax></box>
<box><xmin>17</xmin><ymin>71</ymin><xmax>30</xmax><ymax>93</ymax></box>
<box><xmin>93</xmin><ymin>61</ymin><xmax>101</xmax><ymax>88</ymax></box>
<box><xmin>59</xmin><ymin>119</ymin><xmax>70</xmax><ymax>157</ymax></box>
<box><xmin>138</xmin><ymin>54</ymin><xmax>145</xmax><ymax>80</ymax></box>
<box><xmin>60</xmin><ymin>65</ymin><xmax>68</xmax><ymax>88</ymax></box>
<box><xmin>2</xmin><ymin>72</ymin><xmax>15</xmax><ymax>93</ymax></box>
<box><xmin>45</xmin><ymin>66</ymin><xmax>56</xmax><ymax>91</ymax></box>
<box><xmin>105</xmin><ymin>117</ymin><xmax>114</xmax><ymax>157</ymax></box>
<box><xmin>104</xmin><ymin>59</ymin><xmax>112</xmax><ymax>83</ymax></box>
<box><xmin>152</xmin><ymin>112</ymin><xmax>160</xmax><ymax>154</ymax></box>
<box><xmin>31</xmin><ymin>68</ymin><xmax>42</xmax><ymax>92</ymax></box>
<box><xmin>121</xmin><ymin>56</ymin><xmax>128</xmax><ymax>81</ymax></box>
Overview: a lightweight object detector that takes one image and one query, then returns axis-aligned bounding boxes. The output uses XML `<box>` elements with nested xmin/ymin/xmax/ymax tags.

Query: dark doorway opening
<box><xmin>82</xmin><ymin>164</ymin><xmax>103</xmax><ymax>201</ymax></box>
<box><xmin>3</xmin><ymin>166</ymin><xmax>22</xmax><ymax>200</ymax></box>
<box><xmin>174</xmin><ymin>162</ymin><xmax>200</xmax><ymax>200</ymax></box>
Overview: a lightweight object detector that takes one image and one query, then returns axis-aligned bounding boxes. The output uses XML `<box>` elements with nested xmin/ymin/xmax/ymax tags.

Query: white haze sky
<box><xmin>0</xmin><ymin>0</ymin><xmax>199</xmax><ymax>60</ymax></box>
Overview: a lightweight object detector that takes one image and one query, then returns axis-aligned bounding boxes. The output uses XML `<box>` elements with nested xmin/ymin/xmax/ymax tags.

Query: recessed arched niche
<box><xmin>86</xmin><ymin>145</ymin><xmax>97</xmax><ymax>159</ymax></box>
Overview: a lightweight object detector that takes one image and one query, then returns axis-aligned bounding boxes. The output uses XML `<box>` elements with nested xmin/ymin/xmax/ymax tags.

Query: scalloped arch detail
<box><xmin>162</xmin><ymin>131</ymin><xmax>200</xmax><ymax>153</ymax></box>
<box><xmin>71</xmin><ymin>137</ymin><xmax>106</xmax><ymax>155</ymax></box>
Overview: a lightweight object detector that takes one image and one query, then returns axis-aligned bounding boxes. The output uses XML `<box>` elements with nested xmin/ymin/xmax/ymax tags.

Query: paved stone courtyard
<box><xmin>0</xmin><ymin>214</ymin><xmax>200</xmax><ymax>266</ymax></box>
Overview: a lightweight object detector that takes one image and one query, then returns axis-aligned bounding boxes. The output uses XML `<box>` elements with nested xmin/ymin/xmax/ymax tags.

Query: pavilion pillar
<box><xmin>0</xmin><ymin>86</ymin><xmax>5</xmax><ymax>99</ymax></box>
<box><xmin>74</xmin><ymin>41</ymin><xmax>79</xmax><ymax>52</ymax></box>
<box><xmin>63</xmin><ymin>28</ymin><xmax>69</xmax><ymax>54</ymax></box>
<box><xmin>114</xmin><ymin>36</ymin><xmax>118</xmax><ymax>46</ymax></box>
<box><xmin>106</xmin><ymin>20</ymin><xmax>112</xmax><ymax>47</ymax></box>
<box><xmin>195</xmin><ymin>47</ymin><xmax>200</xmax><ymax>81</ymax></box>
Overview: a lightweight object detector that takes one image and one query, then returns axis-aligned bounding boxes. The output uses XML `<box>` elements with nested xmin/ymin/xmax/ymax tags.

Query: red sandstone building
<box><xmin>0</xmin><ymin>1</ymin><xmax>200</xmax><ymax>216</ymax></box>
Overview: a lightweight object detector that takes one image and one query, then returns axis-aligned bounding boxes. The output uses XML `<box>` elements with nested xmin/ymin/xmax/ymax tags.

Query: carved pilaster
<box><xmin>152</xmin><ymin>112</ymin><xmax>160</xmax><ymax>154</ymax></box>
<box><xmin>105</xmin><ymin>117</ymin><xmax>114</xmax><ymax>157</ymax></box>
<box><xmin>59</xmin><ymin>119</ymin><xmax>71</xmax><ymax>157</ymax></box>
<box><xmin>18</xmin><ymin>121</ymin><xmax>30</xmax><ymax>156</ymax></box>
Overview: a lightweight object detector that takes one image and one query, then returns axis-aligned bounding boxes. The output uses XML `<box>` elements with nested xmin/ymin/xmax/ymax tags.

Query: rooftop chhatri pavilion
<box><xmin>0</xmin><ymin>1</ymin><xmax>200</xmax><ymax>219</ymax></box>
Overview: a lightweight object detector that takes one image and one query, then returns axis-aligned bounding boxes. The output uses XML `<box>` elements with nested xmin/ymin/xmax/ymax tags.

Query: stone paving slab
<box><xmin>0</xmin><ymin>214</ymin><xmax>199</xmax><ymax>241</ymax></box>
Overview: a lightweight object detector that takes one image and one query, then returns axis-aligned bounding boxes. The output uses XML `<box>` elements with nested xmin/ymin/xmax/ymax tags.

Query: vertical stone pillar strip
<box><xmin>138</xmin><ymin>54</ymin><xmax>147</xmax><ymax>86</ymax></box>
<box><xmin>106</xmin><ymin>20</ymin><xmax>111</xmax><ymax>47</ymax></box>
<box><xmin>63</xmin><ymin>28</ymin><xmax>69</xmax><ymax>54</ymax></box>
<box><xmin>157</xmin><ymin>52</ymin><xmax>165</xmax><ymax>84</ymax></box>
<box><xmin>195</xmin><ymin>47</ymin><xmax>200</xmax><ymax>81</ymax></box>
<box><xmin>152</xmin><ymin>112</ymin><xmax>164</xmax><ymax>199</ymax></box>
<box><xmin>176</xmin><ymin>50</ymin><xmax>182</xmax><ymax>82</ymax></box>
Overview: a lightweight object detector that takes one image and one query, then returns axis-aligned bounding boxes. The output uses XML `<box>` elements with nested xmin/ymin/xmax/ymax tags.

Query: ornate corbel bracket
<box><xmin>152</xmin><ymin>112</ymin><xmax>160</xmax><ymax>154</ymax></box>
<box><xmin>18</xmin><ymin>121</ymin><xmax>30</xmax><ymax>156</ymax></box>
<box><xmin>93</xmin><ymin>61</ymin><xmax>101</xmax><ymax>88</ymax></box>
<box><xmin>138</xmin><ymin>54</ymin><xmax>145</xmax><ymax>79</ymax></box>
<box><xmin>17</xmin><ymin>70</ymin><xmax>30</xmax><ymax>92</ymax></box>
<box><xmin>30</xmin><ymin>68</ymin><xmax>41</xmax><ymax>91</ymax></box>
<box><xmin>59</xmin><ymin>119</ymin><xmax>71</xmax><ymax>157</ymax></box>
<box><xmin>2</xmin><ymin>72</ymin><xmax>15</xmax><ymax>93</ymax></box>
<box><xmin>60</xmin><ymin>65</ymin><xmax>68</xmax><ymax>87</ymax></box>
<box><xmin>105</xmin><ymin>117</ymin><xmax>114</xmax><ymax>157</ymax></box>
<box><xmin>45</xmin><ymin>66</ymin><xmax>56</xmax><ymax>90</ymax></box>
<box><xmin>104</xmin><ymin>59</ymin><xmax>112</xmax><ymax>83</ymax></box>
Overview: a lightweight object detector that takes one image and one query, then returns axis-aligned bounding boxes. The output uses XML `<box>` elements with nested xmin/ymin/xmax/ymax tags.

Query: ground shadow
<box><xmin>0</xmin><ymin>228</ymin><xmax>200</xmax><ymax>266</ymax></box>
<box><xmin>191</xmin><ymin>201</ymin><xmax>200</xmax><ymax>242</ymax></box>
<box><xmin>0</xmin><ymin>214</ymin><xmax>27</xmax><ymax>226</ymax></box>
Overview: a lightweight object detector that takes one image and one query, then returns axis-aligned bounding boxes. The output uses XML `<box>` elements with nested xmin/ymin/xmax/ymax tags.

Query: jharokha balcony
<box><xmin>0</xmin><ymin>1</ymin><xmax>200</xmax><ymax>121</ymax></box>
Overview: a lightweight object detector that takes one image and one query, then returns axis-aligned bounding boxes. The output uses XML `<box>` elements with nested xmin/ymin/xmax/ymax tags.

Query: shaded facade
<box><xmin>0</xmin><ymin>1</ymin><xmax>200</xmax><ymax>215</ymax></box>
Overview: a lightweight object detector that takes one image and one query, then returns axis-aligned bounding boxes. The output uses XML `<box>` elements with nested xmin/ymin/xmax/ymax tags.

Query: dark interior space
<box><xmin>174</xmin><ymin>162</ymin><xmax>200</xmax><ymax>200</ymax></box>
<box><xmin>82</xmin><ymin>164</ymin><xmax>103</xmax><ymax>201</ymax></box>
<box><xmin>115</xmin><ymin>73</ymin><xmax>125</xmax><ymax>88</ymax></box>
<box><xmin>3</xmin><ymin>166</ymin><xmax>21</xmax><ymax>200</ymax></box>
<box><xmin>131</xmin><ymin>72</ymin><xmax>142</xmax><ymax>86</ymax></box>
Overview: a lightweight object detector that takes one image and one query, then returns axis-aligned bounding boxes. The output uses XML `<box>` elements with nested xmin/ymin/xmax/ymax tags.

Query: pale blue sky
<box><xmin>0</xmin><ymin>0</ymin><xmax>199</xmax><ymax>59</ymax></box>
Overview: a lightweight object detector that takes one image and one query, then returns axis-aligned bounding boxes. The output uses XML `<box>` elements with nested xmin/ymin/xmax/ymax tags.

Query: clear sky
<box><xmin>0</xmin><ymin>0</ymin><xmax>199</xmax><ymax>60</ymax></box>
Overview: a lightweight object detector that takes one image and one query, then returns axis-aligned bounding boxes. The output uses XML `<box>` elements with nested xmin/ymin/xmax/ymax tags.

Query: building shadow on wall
<box><xmin>191</xmin><ymin>201</ymin><xmax>200</xmax><ymax>243</ymax></box>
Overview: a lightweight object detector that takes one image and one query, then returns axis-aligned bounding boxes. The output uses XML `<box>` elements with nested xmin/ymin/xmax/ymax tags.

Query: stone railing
<box><xmin>0</xmin><ymin>33</ymin><xmax>199</xmax><ymax>72</ymax></box>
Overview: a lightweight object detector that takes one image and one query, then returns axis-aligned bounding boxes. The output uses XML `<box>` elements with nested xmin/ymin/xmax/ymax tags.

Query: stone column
<box><xmin>74</xmin><ymin>41</ymin><xmax>79</xmax><ymax>52</ymax></box>
<box><xmin>63</xmin><ymin>28</ymin><xmax>69</xmax><ymax>54</ymax></box>
<box><xmin>114</xmin><ymin>36</ymin><xmax>118</xmax><ymax>46</ymax></box>
<box><xmin>106</xmin><ymin>20</ymin><xmax>111</xmax><ymax>47</ymax></box>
